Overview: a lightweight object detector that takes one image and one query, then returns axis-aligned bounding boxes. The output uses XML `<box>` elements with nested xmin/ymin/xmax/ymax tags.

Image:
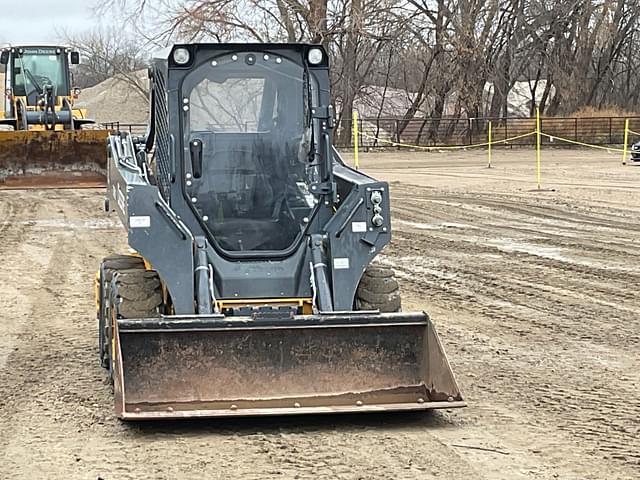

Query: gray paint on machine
<box><xmin>103</xmin><ymin>43</ymin><xmax>465</xmax><ymax>419</ymax></box>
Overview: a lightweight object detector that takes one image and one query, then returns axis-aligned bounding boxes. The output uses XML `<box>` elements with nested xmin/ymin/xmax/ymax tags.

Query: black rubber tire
<box><xmin>112</xmin><ymin>269</ymin><xmax>163</xmax><ymax>319</ymax></box>
<box><xmin>101</xmin><ymin>256</ymin><xmax>145</xmax><ymax>293</ymax></box>
<box><xmin>355</xmin><ymin>265</ymin><xmax>402</xmax><ymax>312</ymax></box>
<box><xmin>98</xmin><ymin>255</ymin><xmax>145</xmax><ymax>368</ymax></box>
<box><xmin>105</xmin><ymin>269</ymin><xmax>163</xmax><ymax>382</ymax></box>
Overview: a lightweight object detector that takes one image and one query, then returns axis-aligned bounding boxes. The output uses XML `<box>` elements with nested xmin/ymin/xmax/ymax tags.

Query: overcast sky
<box><xmin>0</xmin><ymin>0</ymin><xmax>103</xmax><ymax>44</ymax></box>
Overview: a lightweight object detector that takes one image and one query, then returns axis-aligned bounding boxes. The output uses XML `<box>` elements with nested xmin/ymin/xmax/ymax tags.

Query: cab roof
<box><xmin>1</xmin><ymin>44</ymin><xmax>73</xmax><ymax>52</ymax></box>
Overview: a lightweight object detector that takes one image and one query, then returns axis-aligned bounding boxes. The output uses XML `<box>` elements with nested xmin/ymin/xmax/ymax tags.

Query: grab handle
<box><xmin>189</xmin><ymin>139</ymin><xmax>203</xmax><ymax>178</ymax></box>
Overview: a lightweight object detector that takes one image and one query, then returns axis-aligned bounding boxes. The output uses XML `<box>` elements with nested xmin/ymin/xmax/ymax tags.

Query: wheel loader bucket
<box><xmin>112</xmin><ymin>312</ymin><xmax>465</xmax><ymax>420</ymax></box>
<box><xmin>0</xmin><ymin>130</ymin><xmax>108</xmax><ymax>189</ymax></box>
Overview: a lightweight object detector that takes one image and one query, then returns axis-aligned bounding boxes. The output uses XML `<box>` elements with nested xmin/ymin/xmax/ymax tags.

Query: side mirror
<box><xmin>70</xmin><ymin>51</ymin><xmax>80</xmax><ymax>65</ymax></box>
<box><xmin>0</xmin><ymin>51</ymin><xmax>8</xmax><ymax>65</ymax></box>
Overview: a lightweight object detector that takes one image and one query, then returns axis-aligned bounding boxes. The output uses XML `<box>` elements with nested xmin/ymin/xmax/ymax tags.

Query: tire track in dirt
<box><xmin>0</xmin><ymin>198</ymin><xmax>16</xmax><ymax>236</ymax></box>
<box><xmin>0</xmin><ymin>192</ymin><xmax>44</xmax><ymax>370</ymax></box>
<box><xmin>388</xmin><ymin>230</ymin><xmax>640</xmax><ymax>317</ymax></box>
<box><xmin>0</xmin><ymin>190</ymin><xmax>481</xmax><ymax>480</ymax></box>
<box><xmin>392</xmin><ymin>184</ymin><xmax>640</xmax><ymax>228</ymax></box>
<box><xmin>389</xmin><ymin>245</ymin><xmax>640</xmax><ymax>343</ymax></box>
<box><xmin>392</xmin><ymin>194</ymin><xmax>640</xmax><ymax>263</ymax></box>
<box><xmin>382</xmin><ymin>186</ymin><xmax>640</xmax><ymax>477</ymax></box>
<box><xmin>0</xmin><ymin>190</ymin><xmax>128</xmax><ymax>477</ymax></box>
<box><xmin>389</xmin><ymin>199</ymin><xmax>640</xmax><ymax>349</ymax></box>
<box><xmin>428</xmin><ymin>193</ymin><xmax>640</xmax><ymax>231</ymax></box>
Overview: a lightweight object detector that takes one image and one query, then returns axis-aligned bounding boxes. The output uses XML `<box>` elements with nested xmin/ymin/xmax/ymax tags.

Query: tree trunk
<box><xmin>337</xmin><ymin>0</ymin><xmax>362</xmax><ymax>146</ymax></box>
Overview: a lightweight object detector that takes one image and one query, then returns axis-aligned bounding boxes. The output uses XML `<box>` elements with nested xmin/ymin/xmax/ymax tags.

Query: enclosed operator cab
<box><xmin>100</xmin><ymin>44</ymin><xmax>465</xmax><ymax>419</ymax></box>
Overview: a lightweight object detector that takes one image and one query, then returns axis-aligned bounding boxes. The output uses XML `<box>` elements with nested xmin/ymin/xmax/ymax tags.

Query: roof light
<box><xmin>308</xmin><ymin>48</ymin><xmax>323</xmax><ymax>65</ymax></box>
<box><xmin>173</xmin><ymin>48</ymin><xmax>190</xmax><ymax>65</ymax></box>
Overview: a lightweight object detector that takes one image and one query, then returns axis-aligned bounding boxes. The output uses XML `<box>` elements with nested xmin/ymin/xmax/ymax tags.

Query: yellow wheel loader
<box><xmin>97</xmin><ymin>43</ymin><xmax>464</xmax><ymax>420</ymax></box>
<box><xmin>0</xmin><ymin>45</ymin><xmax>108</xmax><ymax>189</ymax></box>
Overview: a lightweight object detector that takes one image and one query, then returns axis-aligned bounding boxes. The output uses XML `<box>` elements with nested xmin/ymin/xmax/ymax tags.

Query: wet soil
<box><xmin>0</xmin><ymin>149</ymin><xmax>638</xmax><ymax>479</ymax></box>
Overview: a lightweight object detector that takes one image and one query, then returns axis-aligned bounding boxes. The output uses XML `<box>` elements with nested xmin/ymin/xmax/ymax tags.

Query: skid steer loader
<box><xmin>0</xmin><ymin>45</ymin><xmax>108</xmax><ymax>189</ymax></box>
<box><xmin>97</xmin><ymin>43</ymin><xmax>464</xmax><ymax>420</ymax></box>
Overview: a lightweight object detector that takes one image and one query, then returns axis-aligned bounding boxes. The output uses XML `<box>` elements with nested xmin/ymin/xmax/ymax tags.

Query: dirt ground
<box><xmin>0</xmin><ymin>148</ymin><xmax>638</xmax><ymax>479</ymax></box>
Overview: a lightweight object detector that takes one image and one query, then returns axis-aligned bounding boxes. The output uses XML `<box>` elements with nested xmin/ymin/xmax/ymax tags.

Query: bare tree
<box><xmin>96</xmin><ymin>0</ymin><xmax>640</xmax><ymax>125</ymax></box>
<box><xmin>60</xmin><ymin>26</ymin><xmax>150</xmax><ymax>98</ymax></box>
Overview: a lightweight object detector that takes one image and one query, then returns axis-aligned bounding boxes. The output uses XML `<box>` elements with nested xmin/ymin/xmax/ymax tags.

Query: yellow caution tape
<box><xmin>360</xmin><ymin>130</ymin><xmax>536</xmax><ymax>151</ymax></box>
<box><xmin>539</xmin><ymin>133</ymin><xmax>625</xmax><ymax>153</ymax></box>
<box><xmin>627</xmin><ymin>128</ymin><xmax>640</xmax><ymax>137</ymax></box>
<box><xmin>359</xmin><ymin>129</ymin><xmax>626</xmax><ymax>154</ymax></box>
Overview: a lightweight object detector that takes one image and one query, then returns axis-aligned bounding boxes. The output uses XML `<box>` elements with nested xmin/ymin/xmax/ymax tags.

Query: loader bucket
<box><xmin>112</xmin><ymin>312</ymin><xmax>465</xmax><ymax>420</ymax></box>
<box><xmin>0</xmin><ymin>130</ymin><xmax>108</xmax><ymax>189</ymax></box>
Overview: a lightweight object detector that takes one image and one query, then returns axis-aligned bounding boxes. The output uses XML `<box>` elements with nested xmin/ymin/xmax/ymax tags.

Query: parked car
<box><xmin>630</xmin><ymin>141</ymin><xmax>640</xmax><ymax>162</ymax></box>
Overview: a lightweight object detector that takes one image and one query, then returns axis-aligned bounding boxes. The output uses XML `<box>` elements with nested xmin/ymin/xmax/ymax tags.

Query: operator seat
<box><xmin>193</xmin><ymin>134</ymin><xmax>300</xmax><ymax>251</ymax></box>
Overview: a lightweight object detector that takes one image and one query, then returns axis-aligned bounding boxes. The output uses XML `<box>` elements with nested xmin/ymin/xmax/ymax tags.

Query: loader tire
<box><xmin>112</xmin><ymin>269</ymin><xmax>163</xmax><ymax>319</ymax></box>
<box><xmin>356</xmin><ymin>265</ymin><xmax>401</xmax><ymax>312</ymax></box>
<box><xmin>105</xmin><ymin>269</ymin><xmax>163</xmax><ymax>382</ymax></box>
<box><xmin>98</xmin><ymin>255</ymin><xmax>145</xmax><ymax>368</ymax></box>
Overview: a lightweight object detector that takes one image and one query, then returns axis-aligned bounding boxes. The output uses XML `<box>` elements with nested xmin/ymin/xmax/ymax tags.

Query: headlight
<box><xmin>173</xmin><ymin>48</ymin><xmax>191</xmax><ymax>65</ymax></box>
<box><xmin>372</xmin><ymin>214</ymin><xmax>384</xmax><ymax>227</ymax></box>
<box><xmin>308</xmin><ymin>48</ymin><xmax>323</xmax><ymax>65</ymax></box>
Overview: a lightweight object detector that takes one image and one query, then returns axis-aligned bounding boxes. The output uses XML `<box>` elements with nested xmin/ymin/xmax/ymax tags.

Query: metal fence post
<box><xmin>487</xmin><ymin>121</ymin><xmax>492</xmax><ymax>168</ymax></box>
<box><xmin>536</xmin><ymin>108</ymin><xmax>542</xmax><ymax>190</ymax></box>
<box><xmin>352</xmin><ymin>111</ymin><xmax>359</xmax><ymax>169</ymax></box>
<box><xmin>623</xmin><ymin>118</ymin><xmax>629</xmax><ymax>165</ymax></box>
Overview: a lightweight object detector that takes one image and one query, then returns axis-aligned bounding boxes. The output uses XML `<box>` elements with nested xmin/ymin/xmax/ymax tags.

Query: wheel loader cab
<box><xmin>11</xmin><ymin>48</ymin><xmax>70</xmax><ymax>105</ymax></box>
<box><xmin>1</xmin><ymin>46</ymin><xmax>79</xmax><ymax>115</ymax></box>
<box><xmin>183</xmin><ymin>53</ymin><xmax>315</xmax><ymax>252</ymax></box>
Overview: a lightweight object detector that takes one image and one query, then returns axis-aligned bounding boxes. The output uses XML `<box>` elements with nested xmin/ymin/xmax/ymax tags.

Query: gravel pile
<box><xmin>1</xmin><ymin>69</ymin><xmax>148</xmax><ymax>125</ymax></box>
<box><xmin>75</xmin><ymin>70</ymin><xmax>149</xmax><ymax>125</ymax></box>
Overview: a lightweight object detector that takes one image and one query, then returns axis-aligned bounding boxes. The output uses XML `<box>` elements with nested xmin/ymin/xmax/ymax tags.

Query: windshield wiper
<box><xmin>24</xmin><ymin>68</ymin><xmax>42</xmax><ymax>93</ymax></box>
<box><xmin>18</xmin><ymin>54</ymin><xmax>42</xmax><ymax>94</ymax></box>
